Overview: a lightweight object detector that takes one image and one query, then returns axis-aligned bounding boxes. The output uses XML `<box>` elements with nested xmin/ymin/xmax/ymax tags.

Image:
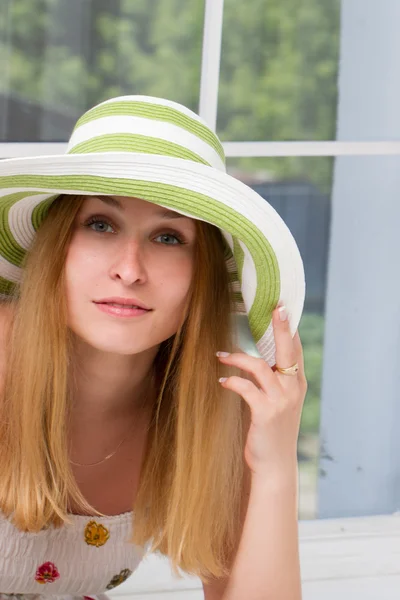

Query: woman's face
<box><xmin>65</xmin><ymin>195</ymin><xmax>197</xmax><ymax>355</ymax></box>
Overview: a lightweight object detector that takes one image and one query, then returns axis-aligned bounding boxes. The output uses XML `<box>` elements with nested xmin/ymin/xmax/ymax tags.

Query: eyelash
<box><xmin>84</xmin><ymin>215</ymin><xmax>116</xmax><ymax>233</ymax></box>
<box><xmin>83</xmin><ymin>216</ymin><xmax>186</xmax><ymax>244</ymax></box>
<box><xmin>155</xmin><ymin>232</ymin><xmax>186</xmax><ymax>245</ymax></box>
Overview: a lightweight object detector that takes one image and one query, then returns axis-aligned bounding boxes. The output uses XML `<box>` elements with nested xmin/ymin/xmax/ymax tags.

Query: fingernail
<box><xmin>216</xmin><ymin>351</ymin><xmax>230</xmax><ymax>357</ymax></box>
<box><xmin>278</xmin><ymin>305</ymin><xmax>288</xmax><ymax>321</ymax></box>
<box><xmin>219</xmin><ymin>377</ymin><xmax>228</xmax><ymax>383</ymax></box>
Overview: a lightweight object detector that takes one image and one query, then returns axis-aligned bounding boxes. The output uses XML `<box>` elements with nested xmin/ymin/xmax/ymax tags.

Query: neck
<box><xmin>69</xmin><ymin>336</ymin><xmax>159</xmax><ymax>425</ymax></box>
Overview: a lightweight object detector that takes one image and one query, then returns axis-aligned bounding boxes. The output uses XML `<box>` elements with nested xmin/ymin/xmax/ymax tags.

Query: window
<box><xmin>0</xmin><ymin>0</ymin><xmax>204</xmax><ymax>142</ymax></box>
<box><xmin>3</xmin><ymin>0</ymin><xmax>400</xmax><ymax>522</ymax></box>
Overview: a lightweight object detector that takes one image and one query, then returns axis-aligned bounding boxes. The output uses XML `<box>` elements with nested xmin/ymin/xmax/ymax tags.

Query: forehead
<box><xmin>88</xmin><ymin>195</ymin><xmax>191</xmax><ymax>221</ymax></box>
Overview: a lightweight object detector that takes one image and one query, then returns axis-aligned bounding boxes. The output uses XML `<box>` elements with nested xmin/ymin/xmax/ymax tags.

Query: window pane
<box><xmin>229</xmin><ymin>155</ymin><xmax>400</xmax><ymax>520</ymax></box>
<box><xmin>0</xmin><ymin>0</ymin><xmax>204</xmax><ymax>142</ymax></box>
<box><xmin>227</xmin><ymin>156</ymin><xmax>333</xmax><ymax>519</ymax></box>
<box><xmin>218</xmin><ymin>1</ymin><xmax>341</xmax><ymax>142</ymax></box>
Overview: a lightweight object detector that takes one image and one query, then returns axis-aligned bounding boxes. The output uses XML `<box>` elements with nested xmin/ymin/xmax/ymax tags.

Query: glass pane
<box><xmin>218</xmin><ymin>1</ymin><xmax>340</xmax><ymax>142</ymax></box>
<box><xmin>0</xmin><ymin>0</ymin><xmax>204</xmax><ymax>142</ymax></box>
<box><xmin>227</xmin><ymin>156</ymin><xmax>333</xmax><ymax>519</ymax></box>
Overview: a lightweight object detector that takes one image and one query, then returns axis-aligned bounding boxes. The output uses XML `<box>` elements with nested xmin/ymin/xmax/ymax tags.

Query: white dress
<box><xmin>0</xmin><ymin>510</ymin><xmax>146</xmax><ymax>598</ymax></box>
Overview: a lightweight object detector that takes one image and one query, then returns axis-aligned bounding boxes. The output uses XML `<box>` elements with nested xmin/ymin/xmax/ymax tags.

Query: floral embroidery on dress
<box><xmin>84</xmin><ymin>520</ymin><xmax>110</xmax><ymax>547</ymax></box>
<box><xmin>106</xmin><ymin>568</ymin><xmax>133</xmax><ymax>589</ymax></box>
<box><xmin>35</xmin><ymin>561</ymin><xmax>60</xmax><ymax>584</ymax></box>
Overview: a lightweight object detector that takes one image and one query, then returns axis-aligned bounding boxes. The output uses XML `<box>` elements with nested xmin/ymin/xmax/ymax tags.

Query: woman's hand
<box><xmin>217</xmin><ymin>306</ymin><xmax>307</xmax><ymax>481</ymax></box>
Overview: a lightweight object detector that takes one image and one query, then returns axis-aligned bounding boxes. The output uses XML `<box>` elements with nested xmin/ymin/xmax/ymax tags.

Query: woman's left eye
<box><xmin>154</xmin><ymin>233</ymin><xmax>184</xmax><ymax>245</ymax></box>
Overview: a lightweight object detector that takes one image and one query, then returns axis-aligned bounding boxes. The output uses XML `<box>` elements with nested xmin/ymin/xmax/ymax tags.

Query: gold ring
<box><xmin>276</xmin><ymin>363</ymin><xmax>299</xmax><ymax>376</ymax></box>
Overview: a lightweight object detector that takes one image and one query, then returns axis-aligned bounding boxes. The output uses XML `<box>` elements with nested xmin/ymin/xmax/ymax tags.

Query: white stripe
<box><xmin>257</xmin><ymin>322</ymin><xmax>276</xmax><ymax>365</ymax></box>
<box><xmin>0</xmin><ymin>185</ymin><xmax>60</xmax><ymax>197</ymax></box>
<box><xmin>8</xmin><ymin>193</ymin><xmax>50</xmax><ymax>250</ymax></box>
<box><xmin>223</xmin><ymin>141</ymin><xmax>400</xmax><ymax>157</ymax></box>
<box><xmin>0</xmin><ymin>253</ymin><xmax>22</xmax><ymax>284</ymax></box>
<box><xmin>230</xmin><ymin>281</ymin><xmax>241</xmax><ymax>293</ymax></box>
<box><xmin>87</xmin><ymin>95</ymin><xmax>209</xmax><ymax>128</ymax></box>
<box><xmin>0</xmin><ymin>143</ymin><xmax>67</xmax><ymax>158</ymax></box>
<box><xmin>238</xmin><ymin>241</ymin><xmax>256</xmax><ymax>309</ymax></box>
<box><xmin>68</xmin><ymin>116</ymin><xmax>226</xmax><ymax>171</ymax></box>
<box><xmin>222</xmin><ymin>231</ymin><xmax>234</xmax><ymax>253</ymax></box>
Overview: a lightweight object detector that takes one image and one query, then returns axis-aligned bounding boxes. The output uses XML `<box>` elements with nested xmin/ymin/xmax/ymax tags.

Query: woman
<box><xmin>0</xmin><ymin>95</ymin><xmax>306</xmax><ymax>599</ymax></box>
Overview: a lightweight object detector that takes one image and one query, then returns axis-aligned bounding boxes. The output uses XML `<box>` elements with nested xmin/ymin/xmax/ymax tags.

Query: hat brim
<box><xmin>0</xmin><ymin>152</ymin><xmax>305</xmax><ymax>365</ymax></box>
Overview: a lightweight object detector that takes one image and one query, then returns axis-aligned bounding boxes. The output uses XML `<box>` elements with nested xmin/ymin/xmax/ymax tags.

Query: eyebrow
<box><xmin>95</xmin><ymin>196</ymin><xmax>188</xmax><ymax>219</ymax></box>
<box><xmin>96</xmin><ymin>196</ymin><xmax>124</xmax><ymax>210</ymax></box>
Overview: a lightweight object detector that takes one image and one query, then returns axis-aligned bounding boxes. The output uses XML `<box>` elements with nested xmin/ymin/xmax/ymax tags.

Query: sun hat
<box><xmin>0</xmin><ymin>95</ymin><xmax>305</xmax><ymax>366</ymax></box>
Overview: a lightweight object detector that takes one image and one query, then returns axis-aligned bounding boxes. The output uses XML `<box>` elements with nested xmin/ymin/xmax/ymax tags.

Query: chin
<box><xmin>84</xmin><ymin>335</ymin><xmax>155</xmax><ymax>356</ymax></box>
<box><xmin>69</xmin><ymin>313</ymin><xmax>181</xmax><ymax>356</ymax></box>
<box><xmin>73</xmin><ymin>326</ymin><xmax>173</xmax><ymax>356</ymax></box>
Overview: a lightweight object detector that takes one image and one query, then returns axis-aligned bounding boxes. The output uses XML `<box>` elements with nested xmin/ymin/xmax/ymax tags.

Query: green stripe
<box><xmin>0</xmin><ymin>175</ymin><xmax>280</xmax><ymax>341</ymax></box>
<box><xmin>232</xmin><ymin>237</ymin><xmax>245</xmax><ymax>282</ymax></box>
<box><xmin>0</xmin><ymin>192</ymin><xmax>57</xmax><ymax>267</ymax></box>
<box><xmin>0</xmin><ymin>192</ymin><xmax>35</xmax><ymax>265</ymax></box>
<box><xmin>68</xmin><ymin>134</ymin><xmax>210</xmax><ymax>166</ymax></box>
<box><xmin>232</xmin><ymin>291</ymin><xmax>245</xmax><ymax>304</ymax></box>
<box><xmin>31</xmin><ymin>195</ymin><xmax>58</xmax><ymax>230</ymax></box>
<box><xmin>223</xmin><ymin>242</ymin><xmax>234</xmax><ymax>261</ymax></box>
<box><xmin>74</xmin><ymin>101</ymin><xmax>225</xmax><ymax>163</ymax></box>
<box><xmin>232</xmin><ymin>237</ymin><xmax>245</xmax><ymax>309</ymax></box>
<box><xmin>0</xmin><ymin>275</ymin><xmax>17</xmax><ymax>296</ymax></box>
<box><xmin>226</xmin><ymin>254</ymin><xmax>245</xmax><ymax>306</ymax></box>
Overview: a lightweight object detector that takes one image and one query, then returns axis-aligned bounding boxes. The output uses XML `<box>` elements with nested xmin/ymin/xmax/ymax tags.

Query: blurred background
<box><xmin>2</xmin><ymin>0</ymin><xmax>400</xmax><ymax>524</ymax></box>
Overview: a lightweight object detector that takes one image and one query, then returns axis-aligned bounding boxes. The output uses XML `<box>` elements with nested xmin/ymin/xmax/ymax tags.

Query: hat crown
<box><xmin>66</xmin><ymin>95</ymin><xmax>226</xmax><ymax>172</ymax></box>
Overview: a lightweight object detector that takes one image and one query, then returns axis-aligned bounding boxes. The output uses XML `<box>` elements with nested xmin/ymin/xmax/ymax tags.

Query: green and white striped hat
<box><xmin>0</xmin><ymin>95</ymin><xmax>305</xmax><ymax>365</ymax></box>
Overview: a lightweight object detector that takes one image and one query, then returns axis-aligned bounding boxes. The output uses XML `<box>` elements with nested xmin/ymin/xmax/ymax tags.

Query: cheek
<box><xmin>64</xmin><ymin>240</ymin><xmax>103</xmax><ymax>299</ymax></box>
<box><xmin>155</xmin><ymin>255</ymin><xmax>194</xmax><ymax>309</ymax></box>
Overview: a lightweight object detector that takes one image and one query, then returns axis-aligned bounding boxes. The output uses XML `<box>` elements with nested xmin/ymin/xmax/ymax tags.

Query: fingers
<box><xmin>217</xmin><ymin>306</ymin><xmax>306</xmax><ymax>397</ymax></box>
<box><xmin>217</xmin><ymin>352</ymin><xmax>281</xmax><ymax>399</ymax></box>
<box><xmin>218</xmin><ymin>375</ymin><xmax>263</xmax><ymax>412</ymax></box>
<box><xmin>293</xmin><ymin>330</ymin><xmax>305</xmax><ymax>376</ymax></box>
<box><xmin>272</xmin><ymin>306</ymin><xmax>297</xmax><ymax>372</ymax></box>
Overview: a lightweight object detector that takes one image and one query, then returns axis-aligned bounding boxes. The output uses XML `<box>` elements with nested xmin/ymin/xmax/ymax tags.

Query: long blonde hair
<box><xmin>0</xmin><ymin>194</ymin><xmax>246</xmax><ymax>582</ymax></box>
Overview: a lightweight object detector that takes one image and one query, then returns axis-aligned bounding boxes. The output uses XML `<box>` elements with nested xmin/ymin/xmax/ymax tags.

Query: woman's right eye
<box><xmin>85</xmin><ymin>218</ymin><xmax>115</xmax><ymax>233</ymax></box>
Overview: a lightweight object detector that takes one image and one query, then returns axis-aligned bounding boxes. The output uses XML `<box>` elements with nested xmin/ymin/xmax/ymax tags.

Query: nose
<box><xmin>109</xmin><ymin>239</ymin><xmax>148</xmax><ymax>286</ymax></box>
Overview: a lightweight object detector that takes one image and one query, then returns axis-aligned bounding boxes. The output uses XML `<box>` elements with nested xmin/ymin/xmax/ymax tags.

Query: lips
<box><xmin>94</xmin><ymin>297</ymin><xmax>151</xmax><ymax>310</ymax></box>
<box><xmin>93</xmin><ymin>297</ymin><xmax>152</xmax><ymax>318</ymax></box>
<box><xmin>94</xmin><ymin>302</ymin><xmax>151</xmax><ymax>319</ymax></box>
<box><xmin>102</xmin><ymin>302</ymin><xmax>144</xmax><ymax>309</ymax></box>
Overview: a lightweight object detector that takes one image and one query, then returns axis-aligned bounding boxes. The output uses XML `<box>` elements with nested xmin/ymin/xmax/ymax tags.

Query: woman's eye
<box><xmin>87</xmin><ymin>220</ymin><xmax>114</xmax><ymax>233</ymax></box>
<box><xmin>154</xmin><ymin>233</ymin><xmax>183</xmax><ymax>245</ymax></box>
